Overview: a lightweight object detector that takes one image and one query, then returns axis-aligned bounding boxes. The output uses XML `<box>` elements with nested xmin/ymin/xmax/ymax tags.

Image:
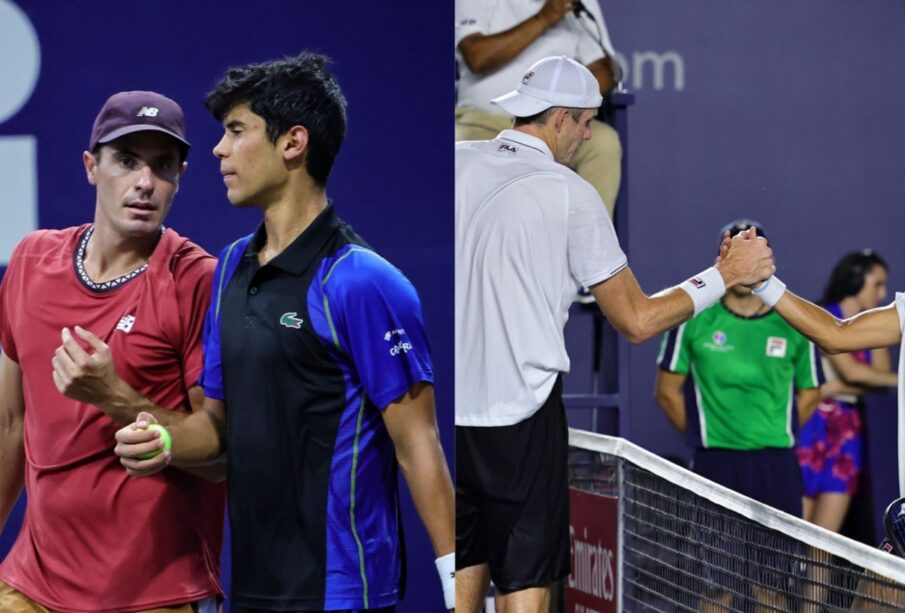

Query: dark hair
<box><xmin>512</xmin><ymin>107</ymin><xmax>585</xmax><ymax>127</ymax></box>
<box><xmin>204</xmin><ymin>52</ymin><xmax>347</xmax><ymax>187</ymax></box>
<box><xmin>820</xmin><ymin>249</ymin><xmax>888</xmax><ymax>305</ymax></box>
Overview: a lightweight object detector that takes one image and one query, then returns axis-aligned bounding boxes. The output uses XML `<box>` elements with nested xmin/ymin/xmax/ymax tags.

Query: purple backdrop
<box><xmin>567</xmin><ymin>0</ymin><xmax>905</xmax><ymax>508</ymax></box>
<box><xmin>0</xmin><ymin>1</ymin><xmax>452</xmax><ymax>611</ymax></box>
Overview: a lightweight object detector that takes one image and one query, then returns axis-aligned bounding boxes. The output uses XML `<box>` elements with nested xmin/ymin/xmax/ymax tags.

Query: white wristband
<box><xmin>435</xmin><ymin>552</ymin><xmax>455</xmax><ymax>610</ymax></box>
<box><xmin>752</xmin><ymin>275</ymin><xmax>787</xmax><ymax>307</ymax></box>
<box><xmin>678</xmin><ymin>266</ymin><xmax>726</xmax><ymax>317</ymax></box>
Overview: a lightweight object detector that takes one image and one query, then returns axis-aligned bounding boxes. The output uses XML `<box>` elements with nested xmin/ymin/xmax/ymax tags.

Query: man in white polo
<box><xmin>454</xmin><ymin>55</ymin><xmax>776</xmax><ymax>613</ymax></box>
<box><xmin>455</xmin><ymin>0</ymin><xmax>623</xmax><ymax>216</ymax></box>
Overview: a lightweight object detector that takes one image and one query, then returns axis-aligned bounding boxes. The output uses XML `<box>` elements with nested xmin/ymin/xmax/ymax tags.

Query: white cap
<box><xmin>491</xmin><ymin>56</ymin><xmax>603</xmax><ymax>118</ymax></box>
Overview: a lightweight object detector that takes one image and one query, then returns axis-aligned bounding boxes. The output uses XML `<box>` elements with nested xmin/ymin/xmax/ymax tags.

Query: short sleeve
<box><xmin>567</xmin><ymin>181</ymin><xmax>627</xmax><ymax>287</ymax></box>
<box><xmin>794</xmin><ymin>339</ymin><xmax>824</xmax><ymax>390</ymax></box>
<box><xmin>174</xmin><ymin>251</ymin><xmax>215</xmax><ymax>391</ymax></box>
<box><xmin>455</xmin><ymin>0</ymin><xmax>489</xmax><ymax>48</ymax></box>
<box><xmin>320</xmin><ymin>248</ymin><xmax>434</xmax><ymax>410</ymax></box>
<box><xmin>0</xmin><ymin>236</ymin><xmax>30</xmax><ymax>361</ymax></box>
<box><xmin>200</xmin><ymin>235</ymin><xmax>253</xmax><ymax>401</ymax></box>
<box><xmin>575</xmin><ymin>0</ymin><xmax>617</xmax><ymax>65</ymax></box>
<box><xmin>199</xmin><ymin>299</ymin><xmax>223</xmax><ymax>401</ymax></box>
<box><xmin>657</xmin><ymin>322</ymin><xmax>691</xmax><ymax>375</ymax></box>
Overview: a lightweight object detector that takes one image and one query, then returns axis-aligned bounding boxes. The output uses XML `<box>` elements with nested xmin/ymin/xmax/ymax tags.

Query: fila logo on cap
<box><xmin>136</xmin><ymin>106</ymin><xmax>159</xmax><ymax>117</ymax></box>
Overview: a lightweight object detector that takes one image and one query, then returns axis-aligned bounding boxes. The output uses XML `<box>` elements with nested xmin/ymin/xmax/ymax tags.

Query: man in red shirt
<box><xmin>0</xmin><ymin>91</ymin><xmax>224</xmax><ymax>612</ymax></box>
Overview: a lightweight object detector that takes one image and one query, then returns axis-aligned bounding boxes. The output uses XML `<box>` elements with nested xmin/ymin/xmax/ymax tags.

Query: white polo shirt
<box><xmin>455</xmin><ymin>130</ymin><xmax>627</xmax><ymax>426</ymax></box>
<box><xmin>455</xmin><ymin>0</ymin><xmax>616</xmax><ymax>114</ymax></box>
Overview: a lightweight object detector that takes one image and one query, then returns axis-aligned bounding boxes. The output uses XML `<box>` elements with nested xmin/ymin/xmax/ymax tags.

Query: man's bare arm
<box><xmin>586</xmin><ymin>57</ymin><xmax>617</xmax><ymax>95</ymax></box>
<box><xmin>825</xmin><ymin>351</ymin><xmax>898</xmax><ymax>387</ymax></box>
<box><xmin>382</xmin><ymin>383</ymin><xmax>454</xmax><ymax>558</ymax></box>
<box><xmin>796</xmin><ymin>387</ymin><xmax>822</xmax><ymax>427</ymax></box>
<box><xmin>0</xmin><ymin>354</ymin><xmax>24</xmax><ymax>532</ymax></box>
<box><xmin>114</xmin><ymin>396</ymin><xmax>226</xmax><ymax>481</ymax></box>
<box><xmin>773</xmin><ymin>294</ymin><xmax>903</xmax><ymax>355</ymax></box>
<box><xmin>591</xmin><ymin>231</ymin><xmax>773</xmax><ymax>344</ymax></box>
<box><xmin>458</xmin><ymin>0</ymin><xmax>574</xmax><ymax>74</ymax></box>
<box><xmin>52</xmin><ymin>326</ymin><xmax>194</xmax><ymax>427</ymax></box>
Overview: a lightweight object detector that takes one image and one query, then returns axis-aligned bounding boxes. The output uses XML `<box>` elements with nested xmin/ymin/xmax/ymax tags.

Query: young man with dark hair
<box><xmin>0</xmin><ymin>91</ymin><xmax>224</xmax><ymax>612</ymax></box>
<box><xmin>115</xmin><ymin>53</ymin><xmax>455</xmax><ymax>612</ymax></box>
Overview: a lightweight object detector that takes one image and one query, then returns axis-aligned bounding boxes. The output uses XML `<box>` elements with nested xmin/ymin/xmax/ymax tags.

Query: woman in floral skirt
<box><xmin>797</xmin><ymin>250</ymin><xmax>898</xmax><ymax>533</ymax></box>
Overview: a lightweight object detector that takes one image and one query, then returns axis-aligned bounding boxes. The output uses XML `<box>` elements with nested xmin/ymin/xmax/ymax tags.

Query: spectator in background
<box><xmin>455</xmin><ymin>0</ymin><xmax>624</xmax><ymax>217</ymax></box>
<box><xmin>797</xmin><ymin>250</ymin><xmax>897</xmax><ymax>535</ymax></box>
<box><xmin>655</xmin><ymin>219</ymin><xmax>823</xmax><ymax>611</ymax></box>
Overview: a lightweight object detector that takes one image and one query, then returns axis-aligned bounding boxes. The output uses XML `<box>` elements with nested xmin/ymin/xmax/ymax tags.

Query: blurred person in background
<box><xmin>655</xmin><ymin>219</ymin><xmax>822</xmax><ymax>611</ymax></box>
<box><xmin>455</xmin><ymin>0</ymin><xmax>624</xmax><ymax>217</ymax></box>
<box><xmin>797</xmin><ymin>250</ymin><xmax>897</xmax><ymax>535</ymax></box>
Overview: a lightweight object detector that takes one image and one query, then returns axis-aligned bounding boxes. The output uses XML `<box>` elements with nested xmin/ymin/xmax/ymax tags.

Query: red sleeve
<box><xmin>0</xmin><ymin>236</ymin><xmax>30</xmax><ymax>362</ymax></box>
<box><xmin>173</xmin><ymin>246</ymin><xmax>216</xmax><ymax>391</ymax></box>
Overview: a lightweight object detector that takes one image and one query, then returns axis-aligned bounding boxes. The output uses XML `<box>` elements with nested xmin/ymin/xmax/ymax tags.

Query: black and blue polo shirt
<box><xmin>201</xmin><ymin>205</ymin><xmax>433</xmax><ymax>611</ymax></box>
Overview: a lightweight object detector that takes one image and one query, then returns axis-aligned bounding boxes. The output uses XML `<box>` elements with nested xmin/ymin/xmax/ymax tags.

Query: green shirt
<box><xmin>657</xmin><ymin>301</ymin><xmax>823</xmax><ymax>450</ymax></box>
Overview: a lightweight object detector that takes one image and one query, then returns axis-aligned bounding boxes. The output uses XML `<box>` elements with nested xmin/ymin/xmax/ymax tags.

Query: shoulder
<box><xmin>319</xmin><ymin>245</ymin><xmax>419</xmax><ymax>307</ymax></box>
<box><xmin>4</xmin><ymin>226</ymin><xmax>84</xmax><ymax>278</ymax></box>
<box><xmin>155</xmin><ymin>229</ymin><xmax>216</xmax><ymax>285</ymax></box>
<box><xmin>12</xmin><ymin>226</ymin><xmax>83</xmax><ymax>258</ymax></box>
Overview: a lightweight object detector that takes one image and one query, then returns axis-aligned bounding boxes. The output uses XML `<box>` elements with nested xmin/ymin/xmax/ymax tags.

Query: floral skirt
<box><xmin>796</xmin><ymin>399</ymin><xmax>862</xmax><ymax>497</ymax></box>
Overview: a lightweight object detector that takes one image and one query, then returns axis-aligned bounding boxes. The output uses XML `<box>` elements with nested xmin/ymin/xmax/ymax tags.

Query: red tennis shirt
<box><xmin>0</xmin><ymin>225</ymin><xmax>224</xmax><ymax>612</ymax></box>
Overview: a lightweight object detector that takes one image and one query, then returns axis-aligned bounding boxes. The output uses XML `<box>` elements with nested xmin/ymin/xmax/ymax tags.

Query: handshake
<box><xmin>715</xmin><ymin>226</ymin><xmax>775</xmax><ymax>290</ymax></box>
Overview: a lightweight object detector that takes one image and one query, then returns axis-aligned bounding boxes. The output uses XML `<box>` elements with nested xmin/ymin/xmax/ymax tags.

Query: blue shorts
<box><xmin>797</xmin><ymin>399</ymin><xmax>863</xmax><ymax>497</ymax></box>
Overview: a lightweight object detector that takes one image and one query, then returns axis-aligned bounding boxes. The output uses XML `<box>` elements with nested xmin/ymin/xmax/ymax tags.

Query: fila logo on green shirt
<box><xmin>280</xmin><ymin>312</ymin><xmax>304</xmax><ymax>329</ymax></box>
<box><xmin>766</xmin><ymin>336</ymin><xmax>788</xmax><ymax>358</ymax></box>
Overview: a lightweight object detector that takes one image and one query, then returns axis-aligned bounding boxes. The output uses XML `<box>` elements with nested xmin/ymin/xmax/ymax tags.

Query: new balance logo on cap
<box><xmin>137</xmin><ymin>106</ymin><xmax>159</xmax><ymax>117</ymax></box>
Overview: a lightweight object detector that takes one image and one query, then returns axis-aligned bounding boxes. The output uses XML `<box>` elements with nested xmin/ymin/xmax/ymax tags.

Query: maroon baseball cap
<box><xmin>89</xmin><ymin>91</ymin><xmax>190</xmax><ymax>153</ymax></box>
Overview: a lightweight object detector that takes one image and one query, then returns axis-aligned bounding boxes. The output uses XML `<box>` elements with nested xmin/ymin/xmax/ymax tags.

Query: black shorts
<box><xmin>456</xmin><ymin>377</ymin><xmax>570</xmax><ymax>593</ymax></box>
<box><xmin>692</xmin><ymin>447</ymin><xmax>803</xmax><ymax>517</ymax></box>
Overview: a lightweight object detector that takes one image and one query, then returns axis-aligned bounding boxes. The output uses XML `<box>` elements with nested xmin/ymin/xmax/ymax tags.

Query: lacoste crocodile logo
<box><xmin>280</xmin><ymin>312</ymin><xmax>304</xmax><ymax>329</ymax></box>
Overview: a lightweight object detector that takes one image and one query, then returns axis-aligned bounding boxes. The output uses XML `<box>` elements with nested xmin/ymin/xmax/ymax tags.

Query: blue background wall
<box><xmin>609</xmin><ymin>0</ymin><xmax>904</xmax><ymax>456</ymax></box>
<box><xmin>0</xmin><ymin>1</ymin><xmax>452</xmax><ymax>610</ymax></box>
<box><xmin>564</xmin><ymin>0</ymin><xmax>905</xmax><ymax>509</ymax></box>
<box><xmin>5</xmin><ymin>0</ymin><xmax>905</xmax><ymax>606</ymax></box>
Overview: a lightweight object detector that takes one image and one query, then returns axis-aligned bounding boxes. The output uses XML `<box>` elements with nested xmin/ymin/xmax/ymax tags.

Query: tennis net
<box><xmin>566</xmin><ymin>429</ymin><xmax>905</xmax><ymax>612</ymax></box>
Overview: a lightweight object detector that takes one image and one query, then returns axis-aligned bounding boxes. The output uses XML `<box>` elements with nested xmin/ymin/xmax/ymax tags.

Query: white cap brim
<box><xmin>491</xmin><ymin>91</ymin><xmax>555</xmax><ymax>118</ymax></box>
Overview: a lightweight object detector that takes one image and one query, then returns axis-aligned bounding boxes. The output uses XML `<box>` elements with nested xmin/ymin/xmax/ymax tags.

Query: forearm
<box><xmin>92</xmin><ymin>376</ymin><xmax>187</xmax><ymax>426</ymax></box>
<box><xmin>654</xmin><ymin>390</ymin><xmax>687</xmax><ymax>432</ymax></box>
<box><xmin>0</xmin><ymin>427</ymin><xmax>24</xmax><ymax>531</ymax></box>
<box><xmin>397</xmin><ymin>437</ymin><xmax>455</xmax><ymax>556</ymax></box>
<box><xmin>591</xmin><ymin>267</ymin><xmax>696</xmax><ymax>344</ymax></box>
<box><xmin>166</xmin><ymin>408</ymin><xmax>226</xmax><ymax>468</ymax></box>
<box><xmin>458</xmin><ymin>15</ymin><xmax>550</xmax><ymax>74</ymax></box>
<box><xmin>587</xmin><ymin>57</ymin><xmax>616</xmax><ymax>95</ymax></box>
<box><xmin>797</xmin><ymin>390</ymin><xmax>821</xmax><ymax>426</ymax></box>
<box><xmin>773</xmin><ymin>292</ymin><xmax>901</xmax><ymax>354</ymax></box>
<box><xmin>837</xmin><ymin>362</ymin><xmax>898</xmax><ymax>387</ymax></box>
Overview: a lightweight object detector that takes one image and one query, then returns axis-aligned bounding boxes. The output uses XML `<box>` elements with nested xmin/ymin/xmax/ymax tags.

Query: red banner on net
<box><xmin>566</xmin><ymin>488</ymin><xmax>618</xmax><ymax>613</ymax></box>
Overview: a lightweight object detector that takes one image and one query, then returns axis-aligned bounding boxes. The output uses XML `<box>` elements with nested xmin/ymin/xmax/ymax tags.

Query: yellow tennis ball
<box><xmin>139</xmin><ymin>424</ymin><xmax>173</xmax><ymax>460</ymax></box>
